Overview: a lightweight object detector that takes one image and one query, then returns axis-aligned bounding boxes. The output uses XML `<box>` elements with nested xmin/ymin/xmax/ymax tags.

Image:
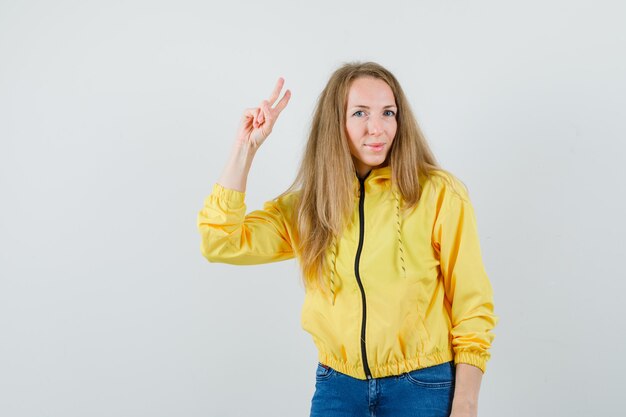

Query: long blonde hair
<box><xmin>277</xmin><ymin>61</ymin><xmax>444</xmax><ymax>291</ymax></box>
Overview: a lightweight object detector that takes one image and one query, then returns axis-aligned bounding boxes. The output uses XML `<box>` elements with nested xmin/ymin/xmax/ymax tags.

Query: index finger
<box><xmin>272</xmin><ymin>89</ymin><xmax>291</xmax><ymax>115</ymax></box>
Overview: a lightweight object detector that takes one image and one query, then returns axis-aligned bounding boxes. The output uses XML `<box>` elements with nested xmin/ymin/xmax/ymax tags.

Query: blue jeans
<box><xmin>309</xmin><ymin>361</ymin><xmax>455</xmax><ymax>417</ymax></box>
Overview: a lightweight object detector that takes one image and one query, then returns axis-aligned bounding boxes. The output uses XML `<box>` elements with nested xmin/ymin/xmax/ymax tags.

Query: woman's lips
<box><xmin>365</xmin><ymin>143</ymin><xmax>385</xmax><ymax>151</ymax></box>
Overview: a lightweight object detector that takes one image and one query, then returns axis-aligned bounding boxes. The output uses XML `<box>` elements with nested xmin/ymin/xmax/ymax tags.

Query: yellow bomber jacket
<box><xmin>197</xmin><ymin>166</ymin><xmax>498</xmax><ymax>379</ymax></box>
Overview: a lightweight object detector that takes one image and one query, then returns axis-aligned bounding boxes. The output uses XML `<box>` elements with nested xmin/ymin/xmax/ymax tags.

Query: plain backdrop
<box><xmin>1</xmin><ymin>0</ymin><xmax>625</xmax><ymax>416</ymax></box>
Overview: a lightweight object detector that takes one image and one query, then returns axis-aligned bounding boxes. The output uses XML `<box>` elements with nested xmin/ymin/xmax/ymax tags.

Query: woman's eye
<box><xmin>384</xmin><ymin>110</ymin><xmax>396</xmax><ymax>117</ymax></box>
<box><xmin>353</xmin><ymin>110</ymin><xmax>365</xmax><ymax>117</ymax></box>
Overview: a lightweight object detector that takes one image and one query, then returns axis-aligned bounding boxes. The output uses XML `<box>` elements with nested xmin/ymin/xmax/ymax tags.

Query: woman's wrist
<box><xmin>217</xmin><ymin>140</ymin><xmax>258</xmax><ymax>193</ymax></box>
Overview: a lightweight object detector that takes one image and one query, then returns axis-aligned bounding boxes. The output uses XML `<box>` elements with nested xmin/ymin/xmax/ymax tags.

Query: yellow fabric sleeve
<box><xmin>432</xmin><ymin>178</ymin><xmax>498</xmax><ymax>373</ymax></box>
<box><xmin>197</xmin><ymin>183</ymin><xmax>295</xmax><ymax>265</ymax></box>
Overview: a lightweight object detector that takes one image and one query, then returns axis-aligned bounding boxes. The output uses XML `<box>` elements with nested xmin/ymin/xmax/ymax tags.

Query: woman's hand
<box><xmin>235</xmin><ymin>77</ymin><xmax>291</xmax><ymax>150</ymax></box>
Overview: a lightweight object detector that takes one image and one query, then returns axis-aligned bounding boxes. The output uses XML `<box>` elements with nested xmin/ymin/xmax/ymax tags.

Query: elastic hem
<box><xmin>318</xmin><ymin>349</ymin><xmax>455</xmax><ymax>380</ymax></box>
<box><xmin>211</xmin><ymin>183</ymin><xmax>245</xmax><ymax>206</ymax></box>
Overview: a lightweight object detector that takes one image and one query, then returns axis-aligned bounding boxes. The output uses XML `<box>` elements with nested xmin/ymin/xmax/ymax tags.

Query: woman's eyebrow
<box><xmin>350</xmin><ymin>104</ymin><xmax>397</xmax><ymax>109</ymax></box>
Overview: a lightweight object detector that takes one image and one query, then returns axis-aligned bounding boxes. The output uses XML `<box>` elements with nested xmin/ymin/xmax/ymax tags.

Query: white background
<box><xmin>1</xmin><ymin>0</ymin><xmax>625</xmax><ymax>416</ymax></box>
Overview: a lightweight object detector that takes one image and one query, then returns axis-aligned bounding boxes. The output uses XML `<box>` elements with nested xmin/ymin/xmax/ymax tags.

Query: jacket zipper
<box><xmin>355</xmin><ymin>174</ymin><xmax>373</xmax><ymax>380</ymax></box>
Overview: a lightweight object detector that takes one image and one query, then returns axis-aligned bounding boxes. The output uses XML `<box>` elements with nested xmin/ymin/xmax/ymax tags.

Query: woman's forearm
<box><xmin>217</xmin><ymin>141</ymin><xmax>258</xmax><ymax>193</ymax></box>
<box><xmin>450</xmin><ymin>363</ymin><xmax>483</xmax><ymax>416</ymax></box>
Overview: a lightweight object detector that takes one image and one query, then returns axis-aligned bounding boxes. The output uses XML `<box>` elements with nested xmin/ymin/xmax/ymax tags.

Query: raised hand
<box><xmin>236</xmin><ymin>77</ymin><xmax>291</xmax><ymax>150</ymax></box>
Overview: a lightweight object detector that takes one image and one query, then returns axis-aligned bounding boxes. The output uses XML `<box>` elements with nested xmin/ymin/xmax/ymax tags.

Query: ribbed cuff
<box><xmin>454</xmin><ymin>350</ymin><xmax>490</xmax><ymax>373</ymax></box>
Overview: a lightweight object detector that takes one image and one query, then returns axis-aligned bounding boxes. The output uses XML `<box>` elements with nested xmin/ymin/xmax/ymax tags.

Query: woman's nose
<box><xmin>368</xmin><ymin>118</ymin><xmax>383</xmax><ymax>135</ymax></box>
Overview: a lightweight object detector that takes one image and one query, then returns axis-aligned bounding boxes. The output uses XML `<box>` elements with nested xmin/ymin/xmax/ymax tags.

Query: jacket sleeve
<box><xmin>432</xmin><ymin>179</ymin><xmax>498</xmax><ymax>373</ymax></box>
<box><xmin>197</xmin><ymin>183</ymin><xmax>296</xmax><ymax>265</ymax></box>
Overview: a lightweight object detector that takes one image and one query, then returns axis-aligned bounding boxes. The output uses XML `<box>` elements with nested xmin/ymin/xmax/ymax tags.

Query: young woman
<box><xmin>197</xmin><ymin>62</ymin><xmax>498</xmax><ymax>417</ymax></box>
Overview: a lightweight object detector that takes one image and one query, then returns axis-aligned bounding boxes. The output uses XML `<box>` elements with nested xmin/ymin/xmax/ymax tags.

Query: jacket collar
<box><xmin>352</xmin><ymin>165</ymin><xmax>392</xmax><ymax>195</ymax></box>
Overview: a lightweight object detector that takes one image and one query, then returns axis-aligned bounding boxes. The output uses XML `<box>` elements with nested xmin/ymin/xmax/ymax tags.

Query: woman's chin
<box><xmin>363</xmin><ymin>156</ymin><xmax>388</xmax><ymax>167</ymax></box>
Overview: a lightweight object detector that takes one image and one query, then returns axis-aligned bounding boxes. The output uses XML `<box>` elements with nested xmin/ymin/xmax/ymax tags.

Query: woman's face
<box><xmin>345</xmin><ymin>76</ymin><xmax>398</xmax><ymax>178</ymax></box>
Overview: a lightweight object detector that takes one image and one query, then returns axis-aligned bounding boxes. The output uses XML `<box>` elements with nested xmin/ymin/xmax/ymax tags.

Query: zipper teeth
<box><xmin>355</xmin><ymin>176</ymin><xmax>372</xmax><ymax>379</ymax></box>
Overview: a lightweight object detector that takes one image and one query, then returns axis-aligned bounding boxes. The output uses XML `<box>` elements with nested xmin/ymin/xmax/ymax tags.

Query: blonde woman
<box><xmin>197</xmin><ymin>62</ymin><xmax>498</xmax><ymax>417</ymax></box>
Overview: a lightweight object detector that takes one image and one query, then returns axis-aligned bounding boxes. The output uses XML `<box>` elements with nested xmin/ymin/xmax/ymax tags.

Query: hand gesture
<box><xmin>236</xmin><ymin>77</ymin><xmax>291</xmax><ymax>150</ymax></box>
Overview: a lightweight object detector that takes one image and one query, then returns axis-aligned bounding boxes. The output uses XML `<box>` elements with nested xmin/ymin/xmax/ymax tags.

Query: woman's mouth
<box><xmin>365</xmin><ymin>143</ymin><xmax>385</xmax><ymax>151</ymax></box>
